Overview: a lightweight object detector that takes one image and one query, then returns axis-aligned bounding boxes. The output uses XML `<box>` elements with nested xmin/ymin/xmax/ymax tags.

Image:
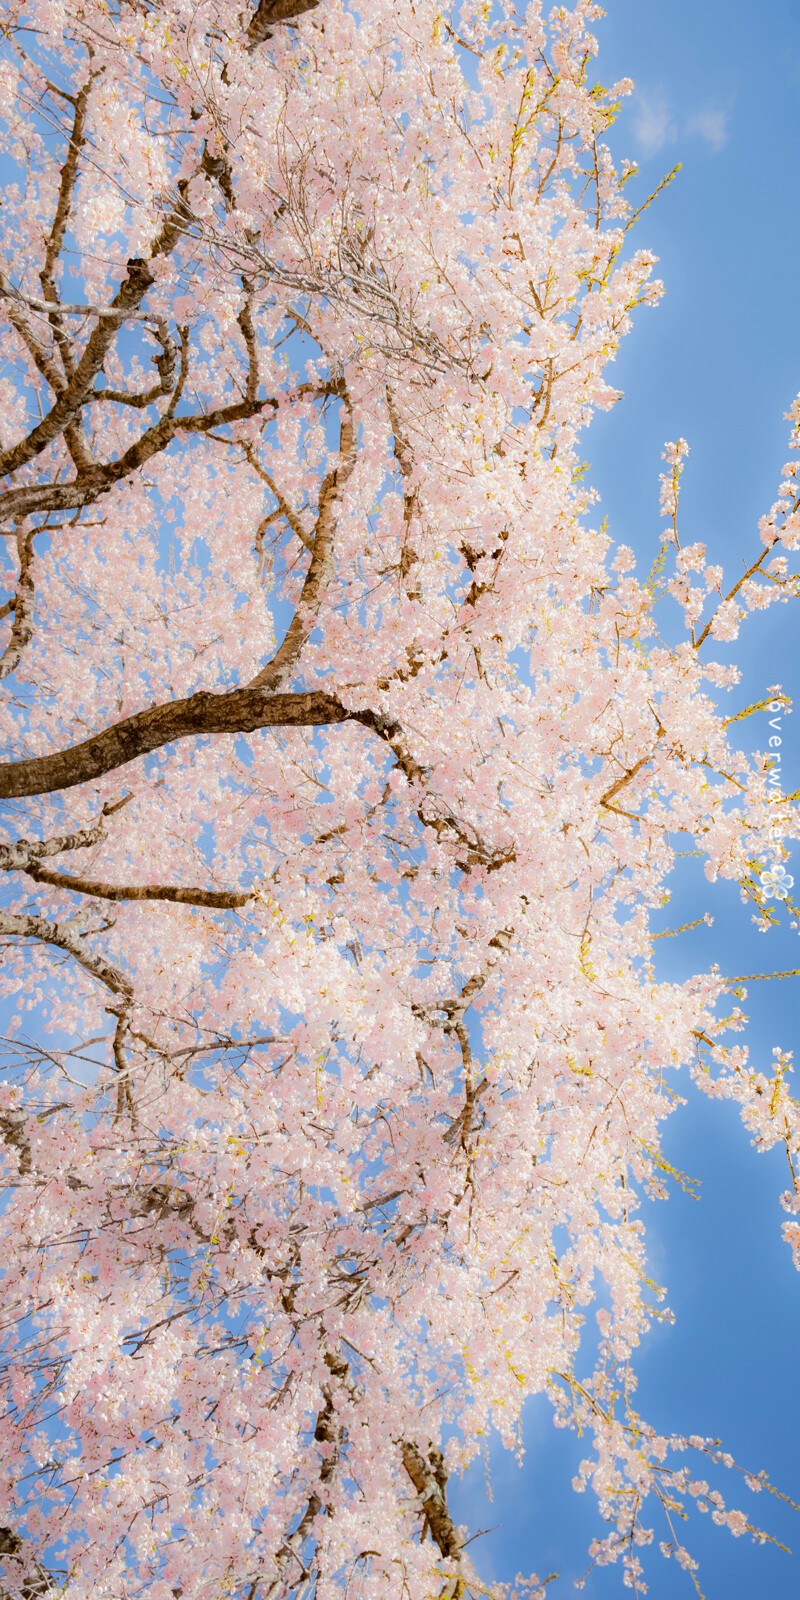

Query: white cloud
<box><xmin>686</xmin><ymin>106</ymin><xmax>729</xmax><ymax>152</ymax></box>
<box><xmin>632</xmin><ymin>91</ymin><xmax>677</xmax><ymax>158</ymax></box>
<box><xmin>631</xmin><ymin>91</ymin><xmax>731</xmax><ymax>161</ymax></box>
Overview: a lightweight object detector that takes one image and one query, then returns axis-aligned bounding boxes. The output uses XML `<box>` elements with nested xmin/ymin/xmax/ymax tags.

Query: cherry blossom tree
<box><xmin>0</xmin><ymin>2</ymin><xmax>799</xmax><ymax>1596</ymax></box>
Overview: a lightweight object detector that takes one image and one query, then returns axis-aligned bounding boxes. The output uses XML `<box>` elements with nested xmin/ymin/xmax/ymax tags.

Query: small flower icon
<box><xmin>760</xmin><ymin>864</ymin><xmax>795</xmax><ymax>900</ymax></box>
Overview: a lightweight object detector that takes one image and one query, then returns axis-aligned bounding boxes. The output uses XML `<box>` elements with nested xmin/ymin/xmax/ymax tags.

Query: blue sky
<box><xmin>449</xmin><ymin>2</ymin><xmax>800</xmax><ymax>1595</ymax></box>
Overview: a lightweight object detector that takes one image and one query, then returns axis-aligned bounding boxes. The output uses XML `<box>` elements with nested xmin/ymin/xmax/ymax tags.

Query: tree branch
<box><xmin>0</xmin><ymin>800</ymin><xmax>128</xmax><ymax>871</ymax></box>
<box><xmin>262</xmin><ymin>1348</ymin><xmax>348</xmax><ymax>1599</ymax></box>
<box><xmin>0</xmin><ymin>187</ymin><xmax>193</xmax><ymax>480</ymax></box>
<box><xmin>0</xmin><ymin>1525</ymin><xmax>53</xmax><ymax>1599</ymax></box>
<box><xmin>248</xmin><ymin>390</ymin><xmax>356</xmax><ymax>692</ymax></box>
<box><xmin>17</xmin><ymin>865</ymin><xmax>253</xmax><ymax>909</ymax></box>
<box><xmin>38</xmin><ymin>76</ymin><xmax>95</xmax><ymax>384</ymax></box>
<box><xmin>598</xmin><ymin>752</ymin><xmax>652</xmax><ymax>815</ymax></box>
<box><xmin>693</xmin><ymin>545</ymin><xmax>774</xmax><ymax>649</ymax></box>
<box><xmin>0</xmin><ymin>526</ymin><xmax>37</xmax><ymax>680</ymax></box>
<box><xmin>94</xmin><ymin>321</ymin><xmax>178</xmax><ymax>409</ymax></box>
<box><xmin>0</xmin><ymin>801</ymin><xmax>251</xmax><ymax>907</ymax></box>
<box><xmin>0</xmin><ymin>380</ymin><xmax>340</xmax><ymax>529</ymax></box>
<box><xmin>401</xmin><ymin>1440</ymin><xmax>463</xmax><ymax>1563</ymax></box>
<box><xmin>247</xmin><ymin>0</ymin><xmax>320</xmax><ymax>49</ymax></box>
<box><xmin>0</xmin><ymin>686</ymin><xmax>350</xmax><ymax>798</ymax></box>
<box><xmin>0</xmin><ymin>909</ymin><xmax>132</xmax><ymax>1001</ymax></box>
<box><xmin>242</xmin><ymin>444</ymin><xmax>314</xmax><ymax>552</ymax></box>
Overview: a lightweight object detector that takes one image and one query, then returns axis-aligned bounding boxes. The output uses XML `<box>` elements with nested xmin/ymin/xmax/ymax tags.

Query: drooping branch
<box><xmin>259</xmin><ymin>1331</ymin><xmax>465</xmax><ymax>1597</ymax></box>
<box><xmin>0</xmin><ymin>909</ymin><xmax>132</xmax><ymax>1002</ymax></box>
<box><xmin>0</xmin><ymin>808</ymin><xmax>252</xmax><ymax>906</ymax></box>
<box><xmin>0</xmin><ymin>1045</ymin><xmax>474</xmax><ymax>1595</ymax></box>
<box><xmin>15</xmin><ymin>865</ymin><xmax>254</xmax><ymax>909</ymax></box>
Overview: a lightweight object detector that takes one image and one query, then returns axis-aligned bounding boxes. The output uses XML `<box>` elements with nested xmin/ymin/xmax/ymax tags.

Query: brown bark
<box><xmin>401</xmin><ymin>1440</ymin><xmax>463</xmax><ymax>1562</ymax></box>
<box><xmin>0</xmin><ymin>910</ymin><xmax>133</xmax><ymax>1000</ymax></box>
<box><xmin>0</xmin><ymin>172</ymin><xmax>194</xmax><ymax>482</ymax></box>
<box><xmin>0</xmin><ymin>1526</ymin><xmax>52</xmax><ymax>1599</ymax></box>
<box><xmin>15</xmin><ymin>867</ymin><xmax>253</xmax><ymax>909</ymax></box>
<box><xmin>0</xmin><ymin>687</ymin><xmax>349</xmax><ymax>799</ymax></box>
<box><xmin>0</xmin><ymin>528</ymin><xmax>37</xmax><ymax>680</ymax></box>
<box><xmin>0</xmin><ymin>810</ymin><xmax>251</xmax><ymax>908</ymax></box>
<box><xmin>249</xmin><ymin>394</ymin><xmax>355</xmax><ymax>692</ymax></box>
<box><xmin>247</xmin><ymin>0</ymin><xmax>320</xmax><ymax>48</ymax></box>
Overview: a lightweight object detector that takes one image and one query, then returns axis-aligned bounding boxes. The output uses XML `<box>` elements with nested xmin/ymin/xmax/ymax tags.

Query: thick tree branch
<box><xmin>0</xmin><ymin>527</ymin><xmax>37</xmax><ymax>680</ymax></box>
<box><xmin>247</xmin><ymin>0</ymin><xmax>320</xmax><ymax>48</ymax></box>
<box><xmin>0</xmin><ymin>688</ymin><xmax>349</xmax><ymax>798</ymax></box>
<box><xmin>17</xmin><ymin>865</ymin><xmax>253</xmax><ymax>909</ymax></box>
<box><xmin>401</xmin><ymin>1440</ymin><xmax>463</xmax><ymax>1564</ymax></box>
